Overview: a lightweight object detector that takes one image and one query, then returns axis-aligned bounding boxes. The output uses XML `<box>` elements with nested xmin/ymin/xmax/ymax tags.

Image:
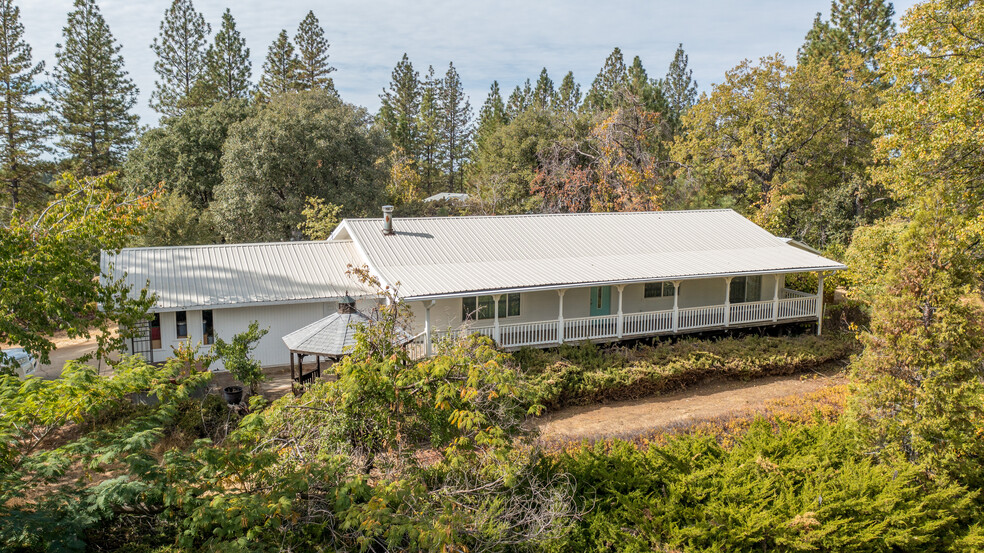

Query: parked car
<box><xmin>1</xmin><ymin>348</ymin><xmax>37</xmax><ymax>378</ymax></box>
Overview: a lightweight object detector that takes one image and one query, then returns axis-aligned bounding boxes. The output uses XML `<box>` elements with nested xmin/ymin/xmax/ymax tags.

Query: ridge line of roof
<box><xmin>111</xmin><ymin>239</ymin><xmax>354</xmax><ymax>253</ymax></box>
<box><xmin>343</xmin><ymin>208</ymin><xmax>738</xmax><ymax>224</ymax></box>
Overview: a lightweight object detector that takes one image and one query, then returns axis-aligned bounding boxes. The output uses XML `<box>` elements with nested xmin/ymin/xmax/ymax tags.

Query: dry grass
<box><xmin>545</xmin><ymin>383</ymin><xmax>849</xmax><ymax>455</ymax></box>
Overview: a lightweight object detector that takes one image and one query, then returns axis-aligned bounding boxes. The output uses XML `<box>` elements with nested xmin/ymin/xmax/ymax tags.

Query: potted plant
<box><xmin>213</xmin><ymin>322</ymin><xmax>269</xmax><ymax>404</ymax></box>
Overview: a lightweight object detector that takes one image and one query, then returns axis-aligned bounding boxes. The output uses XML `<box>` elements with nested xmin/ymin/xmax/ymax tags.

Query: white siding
<box><xmin>406</xmin><ymin>275</ymin><xmax>796</xmax><ymax>334</ymax></box>
<box><xmin>138</xmin><ymin>300</ymin><xmax>385</xmax><ymax>368</ymax></box>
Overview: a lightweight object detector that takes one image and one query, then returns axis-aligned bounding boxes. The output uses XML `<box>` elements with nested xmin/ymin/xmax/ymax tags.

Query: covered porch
<box><xmin>413</xmin><ymin>272</ymin><xmax>826</xmax><ymax>354</ymax></box>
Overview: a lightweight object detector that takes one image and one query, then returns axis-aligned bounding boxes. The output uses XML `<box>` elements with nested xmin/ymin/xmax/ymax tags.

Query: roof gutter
<box><xmin>400</xmin><ymin>265</ymin><xmax>847</xmax><ymax>302</ymax></box>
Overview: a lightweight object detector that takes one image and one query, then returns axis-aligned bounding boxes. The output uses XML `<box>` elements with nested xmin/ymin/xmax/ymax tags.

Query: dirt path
<box><xmin>537</xmin><ymin>370</ymin><xmax>847</xmax><ymax>442</ymax></box>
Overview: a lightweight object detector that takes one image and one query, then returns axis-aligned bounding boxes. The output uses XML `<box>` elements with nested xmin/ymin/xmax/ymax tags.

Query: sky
<box><xmin>21</xmin><ymin>0</ymin><xmax>920</xmax><ymax>127</ymax></box>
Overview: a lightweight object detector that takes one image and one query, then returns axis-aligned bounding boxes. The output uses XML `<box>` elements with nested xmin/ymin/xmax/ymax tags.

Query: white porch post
<box><xmin>816</xmin><ymin>272</ymin><xmax>825</xmax><ymax>336</ymax></box>
<box><xmin>557</xmin><ymin>289</ymin><xmax>566</xmax><ymax>344</ymax></box>
<box><xmin>724</xmin><ymin>277</ymin><xmax>734</xmax><ymax>327</ymax></box>
<box><xmin>423</xmin><ymin>300</ymin><xmax>435</xmax><ymax>357</ymax></box>
<box><xmin>616</xmin><ymin>285</ymin><xmax>625</xmax><ymax>339</ymax></box>
<box><xmin>672</xmin><ymin>281</ymin><xmax>680</xmax><ymax>333</ymax></box>
<box><xmin>772</xmin><ymin>276</ymin><xmax>780</xmax><ymax>322</ymax></box>
<box><xmin>493</xmin><ymin>294</ymin><xmax>502</xmax><ymax>343</ymax></box>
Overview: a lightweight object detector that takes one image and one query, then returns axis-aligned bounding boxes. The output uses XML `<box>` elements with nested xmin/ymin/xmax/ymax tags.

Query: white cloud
<box><xmin>21</xmin><ymin>0</ymin><xmax>920</xmax><ymax>127</ymax></box>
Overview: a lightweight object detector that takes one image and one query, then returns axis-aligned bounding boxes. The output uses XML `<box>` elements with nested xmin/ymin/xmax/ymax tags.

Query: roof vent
<box><xmin>381</xmin><ymin>205</ymin><xmax>394</xmax><ymax>235</ymax></box>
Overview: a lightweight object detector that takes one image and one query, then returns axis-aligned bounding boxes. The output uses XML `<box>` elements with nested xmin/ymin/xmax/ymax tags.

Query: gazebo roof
<box><xmin>281</xmin><ymin>310</ymin><xmax>370</xmax><ymax>357</ymax></box>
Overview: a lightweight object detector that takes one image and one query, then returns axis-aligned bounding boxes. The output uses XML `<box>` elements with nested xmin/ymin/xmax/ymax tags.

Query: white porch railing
<box><xmin>413</xmin><ymin>288</ymin><xmax>820</xmax><ymax>353</ymax></box>
<box><xmin>679</xmin><ymin>305</ymin><xmax>726</xmax><ymax>330</ymax></box>
<box><xmin>729</xmin><ymin>300</ymin><xmax>775</xmax><ymax>325</ymax></box>
<box><xmin>564</xmin><ymin>314</ymin><xmax>618</xmax><ymax>341</ymax></box>
<box><xmin>623</xmin><ymin>309</ymin><xmax>674</xmax><ymax>336</ymax></box>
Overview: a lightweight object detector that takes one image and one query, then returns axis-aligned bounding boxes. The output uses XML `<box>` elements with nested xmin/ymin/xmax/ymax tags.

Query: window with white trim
<box><xmin>462</xmin><ymin>293</ymin><xmax>521</xmax><ymax>321</ymax></box>
<box><xmin>175</xmin><ymin>311</ymin><xmax>188</xmax><ymax>338</ymax></box>
<box><xmin>644</xmin><ymin>282</ymin><xmax>675</xmax><ymax>298</ymax></box>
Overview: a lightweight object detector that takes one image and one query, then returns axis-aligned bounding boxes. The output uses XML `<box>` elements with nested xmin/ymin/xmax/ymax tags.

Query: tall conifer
<box><xmin>379</xmin><ymin>53</ymin><xmax>420</xmax><ymax>157</ymax></box>
<box><xmin>200</xmin><ymin>9</ymin><xmax>251</xmax><ymax>102</ymax></box>
<box><xmin>150</xmin><ymin>0</ymin><xmax>209</xmax><ymax>117</ymax></box>
<box><xmin>52</xmin><ymin>0</ymin><xmax>138</xmax><ymax>176</ymax></box>
<box><xmin>800</xmin><ymin>0</ymin><xmax>896</xmax><ymax>68</ymax></box>
<box><xmin>475</xmin><ymin>80</ymin><xmax>506</xmax><ymax>151</ymax></box>
<box><xmin>531</xmin><ymin>68</ymin><xmax>554</xmax><ymax>110</ymax></box>
<box><xmin>584</xmin><ymin>47</ymin><xmax>627</xmax><ymax>112</ymax></box>
<box><xmin>506</xmin><ymin>79</ymin><xmax>531</xmax><ymax>119</ymax></box>
<box><xmin>294</xmin><ymin>11</ymin><xmax>335</xmax><ymax>91</ymax></box>
<box><xmin>438</xmin><ymin>62</ymin><xmax>472</xmax><ymax>191</ymax></box>
<box><xmin>417</xmin><ymin>65</ymin><xmax>441</xmax><ymax>193</ymax></box>
<box><xmin>553</xmin><ymin>71</ymin><xmax>581</xmax><ymax>113</ymax></box>
<box><xmin>662</xmin><ymin>43</ymin><xmax>697</xmax><ymax>128</ymax></box>
<box><xmin>0</xmin><ymin>0</ymin><xmax>47</xmax><ymax>209</ymax></box>
<box><xmin>257</xmin><ymin>30</ymin><xmax>300</xmax><ymax>99</ymax></box>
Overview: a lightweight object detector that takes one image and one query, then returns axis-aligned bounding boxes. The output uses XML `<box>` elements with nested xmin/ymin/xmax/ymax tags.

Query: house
<box><xmin>101</xmin><ymin>208</ymin><xmax>846</xmax><ymax>367</ymax></box>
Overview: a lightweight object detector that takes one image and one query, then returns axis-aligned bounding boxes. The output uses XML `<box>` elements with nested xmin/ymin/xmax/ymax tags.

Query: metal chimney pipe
<box><xmin>381</xmin><ymin>205</ymin><xmax>394</xmax><ymax>235</ymax></box>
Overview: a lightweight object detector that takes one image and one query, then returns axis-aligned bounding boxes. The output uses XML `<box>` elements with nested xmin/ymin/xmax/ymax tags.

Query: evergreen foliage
<box><xmin>553</xmin><ymin>71</ymin><xmax>582</xmax><ymax>113</ymax></box>
<box><xmin>200</xmin><ymin>8</ymin><xmax>251</xmax><ymax>102</ymax></box>
<box><xmin>294</xmin><ymin>10</ymin><xmax>335</xmax><ymax>91</ymax></box>
<box><xmin>532</xmin><ymin>67</ymin><xmax>555</xmax><ymax>109</ymax></box>
<box><xmin>0</xmin><ymin>0</ymin><xmax>47</xmax><ymax>211</ymax></box>
<box><xmin>800</xmin><ymin>0</ymin><xmax>896</xmax><ymax>68</ymax></box>
<box><xmin>122</xmin><ymin>98</ymin><xmax>254</xmax><ymax>208</ymax></box>
<box><xmin>257</xmin><ymin>29</ymin><xmax>301</xmax><ymax>99</ymax></box>
<box><xmin>212</xmin><ymin>90</ymin><xmax>388</xmax><ymax>242</ymax></box>
<box><xmin>149</xmin><ymin>0</ymin><xmax>210</xmax><ymax>117</ymax></box>
<box><xmin>437</xmin><ymin>62</ymin><xmax>472</xmax><ymax>191</ymax></box>
<box><xmin>378</xmin><ymin>53</ymin><xmax>420</xmax><ymax>159</ymax></box>
<box><xmin>52</xmin><ymin>0</ymin><xmax>139</xmax><ymax>176</ymax></box>
<box><xmin>506</xmin><ymin>79</ymin><xmax>532</xmax><ymax>119</ymax></box>
<box><xmin>584</xmin><ymin>47</ymin><xmax>628</xmax><ymax>112</ymax></box>
<box><xmin>661</xmin><ymin>43</ymin><xmax>697</xmax><ymax>129</ymax></box>
<box><xmin>417</xmin><ymin>65</ymin><xmax>442</xmax><ymax>193</ymax></box>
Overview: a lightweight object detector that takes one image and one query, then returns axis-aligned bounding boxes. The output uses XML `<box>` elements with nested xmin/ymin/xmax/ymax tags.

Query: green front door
<box><xmin>589</xmin><ymin>286</ymin><xmax>611</xmax><ymax>316</ymax></box>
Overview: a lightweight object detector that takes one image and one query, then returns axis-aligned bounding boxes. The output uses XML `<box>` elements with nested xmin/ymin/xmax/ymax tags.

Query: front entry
<box><xmin>589</xmin><ymin>286</ymin><xmax>611</xmax><ymax>316</ymax></box>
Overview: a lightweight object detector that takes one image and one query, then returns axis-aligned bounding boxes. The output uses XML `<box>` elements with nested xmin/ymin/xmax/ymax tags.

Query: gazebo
<box><xmin>281</xmin><ymin>296</ymin><xmax>369</xmax><ymax>387</ymax></box>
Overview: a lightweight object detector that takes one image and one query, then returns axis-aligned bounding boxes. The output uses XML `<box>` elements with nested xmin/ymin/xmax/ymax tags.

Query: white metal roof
<box><xmin>101</xmin><ymin>240</ymin><xmax>375</xmax><ymax>311</ymax></box>
<box><xmin>336</xmin><ymin>209</ymin><xmax>846</xmax><ymax>300</ymax></box>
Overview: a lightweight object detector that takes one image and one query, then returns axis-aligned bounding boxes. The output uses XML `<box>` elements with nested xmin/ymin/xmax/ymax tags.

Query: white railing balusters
<box><xmin>422</xmin><ymin>294</ymin><xmax>819</xmax><ymax>353</ymax></box>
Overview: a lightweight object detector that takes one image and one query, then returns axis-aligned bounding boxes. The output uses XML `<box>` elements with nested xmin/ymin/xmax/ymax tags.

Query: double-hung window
<box><xmin>644</xmin><ymin>282</ymin><xmax>675</xmax><ymax>298</ymax></box>
<box><xmin>462</xmin><ymin>293</ymin><xmax>521</xmax><ymax>321</ymax></box>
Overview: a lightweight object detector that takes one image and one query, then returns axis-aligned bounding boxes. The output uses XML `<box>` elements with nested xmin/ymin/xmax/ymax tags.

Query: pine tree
<box><xmin>626</xmin><ymin>55</ymin><xmax>669</xmax><ymax>114</ymax></box>
<box><xmin>0</xmin><ymin>0</ymin><xmax>47</xmax><ymax>210</ymax></box>
<box><xmin>661</xmin><ymin>44</ymin><xmax>697</xmax><ymax>128</ymax></box>
<box><xmin>506</xmin><ymin>79</ymin><xmax>531</xmax><ymax>119</ymax></box>
<box><xmin>531</xmin><ymin>68</ymin><xmax>554</xmax><ymax>110</ymax></box>
<box><xmin>475</xmin><ymin>80</ymin><xmax>507</xmax><ymax>147</ymax></box>
<box><xmin>799</xmin><ymin>0</ymin><xmax>896</xmax><ymax>68</ymax></box>
<box><xmin>52</xmin><ymin>0</ymin><xmax>138</xmax><ymax>176</ymax></box>
<box><xmin>584</xmin><ymin>47</ymin><xmax>627</xmax><ymax>112</ymax></box>
<box><xmin>294</xmin><ymin>11</ymin><xmax>335</xmax><ymax>91</ymax></box>
<box><xmin>417</xmin><ymin>65</ymin><xmax>441</xmax><ymax>193</ymax></box>
<box><xmin>438</xmin><ymin>62</ymin><xmax>472</xmax><ymax>191</ymax></box>
<box><xmin>378</xmin><ymin>53</ymin><xmax>420</xmax><ymax>158</ymax></box>
<box><xmin>553</xmin><ymin>71</ymin><xmax>581</xmax><ymax>113</ymax></box>
<box><xmin>257</xmin><ymin>30</ymin><xmax>300</xmax><ymax>99</ymax></box>
<box><xmin>200</xmin><ymin>9</ymin><xmax>251</xmax><ymax>102</ymax></box>
<box><xmin>149</xmin><ymin>0</ymin><xmax>209</xmax><ymax>117</ymax></box>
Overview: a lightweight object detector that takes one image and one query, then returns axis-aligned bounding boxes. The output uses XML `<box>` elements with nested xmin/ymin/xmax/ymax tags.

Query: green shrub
<box><xmin>550</xmin><ymin>420</ymin><xmax>984</xmax><ymax>552</ymax></box>
<box><xmin>518</xmin><ymin>333</ymin><xmax>858</xmax><ymax>411</ymax></box>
